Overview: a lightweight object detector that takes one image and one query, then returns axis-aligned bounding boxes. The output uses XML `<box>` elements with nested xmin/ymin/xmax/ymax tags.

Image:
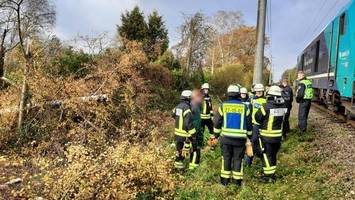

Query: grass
<box><xmin>171</xmin><ymin>117</ymin><xmax>341</xmax><ymax>200</ymax></box>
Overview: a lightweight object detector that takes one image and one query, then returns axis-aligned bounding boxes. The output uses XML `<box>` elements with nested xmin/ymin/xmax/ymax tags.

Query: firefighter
<box><xmin>280</xmin><ymin>79</ymin><xmax>294</xmax><ymax>139</ymax></box>
<box><xmin>214</xmin><ymin>85</ymin><xmax>252</xmax><ymax>186</ymax></box>
<box><xmin>255</xmin><ymin>85</ymin><xmax>287</xmax><ymax>183</ymax></box>
<box><xmin>172</xmin><ymin>90</ymin><xmax>196</xmax><ymax>170</ymax></box>
<box><xmin>296</xmin><ymin>71</ymin><xmax>313</xmax><ymax>134</ymax></box>
<box><xmin>240</xmin><ymin>87</ymin><xmax>250</xmax><ymax>104</ymax></box>
<box><xmin>201</xmin><ymin>83</ymin><xmax>214</xmax><ymax>136</ymax></box>
<box><xmin>246</xmin><ymin>83</ymin><xmax>267</xmax><ymax>166</ymax></box>
<box><xmin>189</xmin><ymin>89</ymin><xmax>204</xmax><ymax>170</ymax></box>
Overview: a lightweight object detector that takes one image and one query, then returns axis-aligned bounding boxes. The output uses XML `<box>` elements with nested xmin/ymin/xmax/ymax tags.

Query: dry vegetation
<box><xmin>0</xmin><ymin>41</ymin><xmax>178</xmax><ymax>199</ymax></box>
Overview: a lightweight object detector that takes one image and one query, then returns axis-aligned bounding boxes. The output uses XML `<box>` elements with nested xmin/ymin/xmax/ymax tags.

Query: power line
<box><xmin>307</xmin><ymin>0</ymin><xmax>347</xmax><ymax>44</ymax></box>
<box><xmin>302</xmin><ymin>0</ymin><xmax>328</xmax><ymax>42</ymax></box>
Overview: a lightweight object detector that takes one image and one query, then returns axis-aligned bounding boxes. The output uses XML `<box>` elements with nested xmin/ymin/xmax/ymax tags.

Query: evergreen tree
<box><xmin>146</xmin><ymin>11</ymin><xmax>169</xmax><ymax>61</ymax></box>
<box><xmin>118</xmin><ymin>6</ymin><xmax>147</xmax><ymax>42</ymax></box>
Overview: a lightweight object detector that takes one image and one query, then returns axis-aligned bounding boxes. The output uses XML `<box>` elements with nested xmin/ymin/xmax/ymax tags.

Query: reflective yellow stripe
<box><xmin>221</xmin><ymin>157</ymin><xmax>232</xmax><ymax>178</ymax></box>
<box><xmin>174</xmin><ymin>161</ymin><xmax>184</xmax><ymax>169</ymax></box>
<box><xmin>188</xmin><ymin>128</ymin><xmax>196</xmax><ymax>135</ymax></box>
<box><xmin>260</xmin><ymin>130</ymin><xmax>282</xmax><ymax>137</ymax></box>
<box><xmin>218</xmin><ymin>107</ymin><xmax>223</xmax><ymax>116</ymax></box>
<box><xmin>183</xmin><ymin>109</ymin><xmax>191</xmax><ymax>116</ymax></box>
<box><xmin>267</xmin><ymin>115</ymin><xmax>274</xmax><ymax>131</ymax></box>
<box><xmin>261</xmin><ymin>106</ymin><xmax>266</xmax><ymax>116</ymax></box>
<box><xmin>214</xmin><ymin>128</ymin><xmax>222</xmax><ymax>134</ymax></box>
<box><xmin>175</xmin><ymin>129</ymin><xmax>190</xmax><ymax>137</ymax></box>
<box><xmin>201</xmin><ymin>114</ymin><xmax>211</xmax><ymax>119</ymax></box>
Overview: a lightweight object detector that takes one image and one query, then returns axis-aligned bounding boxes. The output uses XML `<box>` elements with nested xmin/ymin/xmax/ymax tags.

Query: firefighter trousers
<box><xmin>201</xmin><ymin>118</ymin><xmax>214</xmax><ymax>135</ymax></box>
<box><xmin>221</xmin><ymin>144</ymin><xmax>245</xmax><ymax>180</ymax></box>
<box><xmin>259</xmin><ymin>138</ymin><xmax>281</xmax><ymax>176</ymax></box>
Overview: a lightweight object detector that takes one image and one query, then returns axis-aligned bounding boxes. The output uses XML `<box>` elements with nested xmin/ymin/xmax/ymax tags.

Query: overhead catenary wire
<box><xmin>302</xmin><ymin>0</ymin><xmax>328</xmax><ymax>43</ymax></box>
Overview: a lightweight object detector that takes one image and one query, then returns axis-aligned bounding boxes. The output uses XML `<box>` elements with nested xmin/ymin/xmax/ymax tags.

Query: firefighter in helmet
<box><xmin>255</xmin><ymin>85</ymin><xmax>287</xmax><ymax>182</ymax></box>
<box><xmin>214</xmin><ymin>85</ymin><xmax>252</xmax><ymax>186</ymax></box>
<box><xmin>172</xmin><ymin>90</ymin><xmax>196</xmax><ymax>170</ymax></box>
<box><xmin>201</xmin><ymin>83</ymin><xmax>214</xmax><ymax>136</ymax></box>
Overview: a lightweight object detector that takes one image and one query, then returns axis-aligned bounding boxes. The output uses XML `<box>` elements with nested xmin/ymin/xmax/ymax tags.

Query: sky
<box><xmin>54</xmin><ymin>0</ymin><xmax>352</xmax><ymax>81</ymax></box>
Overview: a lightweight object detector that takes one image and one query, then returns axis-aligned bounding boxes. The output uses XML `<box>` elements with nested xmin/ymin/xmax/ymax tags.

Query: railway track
<box><xmin>311</xmin><ymin>102</ymin><xmax>355</xmax><ymax>128</ymax></box>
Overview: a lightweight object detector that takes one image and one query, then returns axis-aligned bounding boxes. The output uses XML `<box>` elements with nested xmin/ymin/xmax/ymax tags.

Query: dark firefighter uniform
<box><xmin>280</xmin><ymin>84</ymin><xmax>294</xmax><ymax>138</ymax></box>
<box><xmin>172</xmin><ymin>91</ymin><xmax>196</xmax><ymax>170</ymax></box>
<box><xmin>214</xmin><ymin>85</ymin><xmax>252</xmax><ymax>186</ymax></box>
<box><xmin>249</xmin><ymin>94</ymin><xmax>267</xmax><ymax>161</ymax></box>
<box><xmin>201</xmin><ymin>94</ymin><xmax>214</xmax><ymax>135</ymax></box>
<box><xmin>296</xmin><ymin>78</ymin><xmax>313</xmax><ymax>133</ymax></box>
<box><xmin>255</xmin><ymin>86</ymin><xmax>287</xmax><ymax>182</ymax></box>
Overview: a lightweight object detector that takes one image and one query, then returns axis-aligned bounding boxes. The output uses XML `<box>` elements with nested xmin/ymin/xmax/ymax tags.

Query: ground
<box><xmin>173</xmin><ymin>103</ymin><xmax>355</xmax><ymax>200</ymax></box>
<box><xmin>0</xmin><ymin>104</ymin><xmax>354</xmax><ymax>199</ymax></box>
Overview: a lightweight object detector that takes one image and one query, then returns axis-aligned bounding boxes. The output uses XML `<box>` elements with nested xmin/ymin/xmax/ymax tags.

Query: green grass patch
<box><xmin>171</xmin><ymin>117</ymin><xmax>343</xmax><ymax>200</ymax></box>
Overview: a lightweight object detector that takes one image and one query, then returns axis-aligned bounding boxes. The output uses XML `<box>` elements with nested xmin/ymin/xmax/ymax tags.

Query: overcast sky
<box><xmin>54</xmin><ymin>0</ymin><xmax>352</xmax><ymax>80</ymax></box>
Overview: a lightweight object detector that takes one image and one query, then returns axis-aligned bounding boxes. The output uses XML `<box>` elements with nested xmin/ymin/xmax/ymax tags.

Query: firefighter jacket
<box><xmin>251</xmin><ymin>96</ymin><xmax>267</xmax><ymax>125</ymax></box>
<box><xmin>255</xmin><ymin>98</ymin><xmax>287</xmax><ymax>143</ymax></box>
<box><xmin>172</xmin><ymin>100</ymin><xmax>196</xmax><ymax>138</ymax></box>
<box><xmin>201</xmin><ymin>94</ymin><xmax>213</xmax><ymax>119</ymax></box>
<box><xmin>213</xmin><ymin>98</ymin><xmax>253</xmax><ymax>145</ymax></box>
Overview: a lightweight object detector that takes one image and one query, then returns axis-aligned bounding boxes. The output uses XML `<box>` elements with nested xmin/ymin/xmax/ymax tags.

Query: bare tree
<box><xmin>72</xmin><ymin>32</ymin><xmax>112</xmax><ymax>55</ymax></box>
<box><xmin>0</xmin><ymin>0</ymin><xmax>56</xmax><ymax>131</ymax></box>
<box><xmin>209</xmin><ymin>11</ymin><xmax>244</xmax><ymax>70</ymax></box>
<box><xmin>176</xmin><ymin>12</ymin><xmax>213</xmax><ymax>75</ymax></box>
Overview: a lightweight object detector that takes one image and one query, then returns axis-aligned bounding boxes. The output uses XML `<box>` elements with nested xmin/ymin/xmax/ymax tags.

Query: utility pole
<box><xmin>253</xmin><ymin>0</ymin><xmax>267</xmax><ymax>84</ymax></box>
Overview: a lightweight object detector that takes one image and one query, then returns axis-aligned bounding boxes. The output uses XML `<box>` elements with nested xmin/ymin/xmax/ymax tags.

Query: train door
<box><xmin>336</xmin><ymin>12</ymin><xmax>352</xmax><ymax>98</ymax></box>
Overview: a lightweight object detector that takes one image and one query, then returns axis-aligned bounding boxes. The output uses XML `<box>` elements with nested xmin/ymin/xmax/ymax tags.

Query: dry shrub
<box><xmin>142</xmin><ymin>63</ymin><xmax>172</xmax><ymax>87</ymax></box>
<box><xmin>0</xmin><ymin>40</ymin><xmax>177</xmax><ymax>198</ymax></box>
<box><xmin>46</xmin><ymin>143</ymin><xmax>175</xmax><ymax>199</ymax></box>
<box><xmin>210</xmin><ymin>64</ymin><xmax>253</xmax><ymax>96</ymax></box>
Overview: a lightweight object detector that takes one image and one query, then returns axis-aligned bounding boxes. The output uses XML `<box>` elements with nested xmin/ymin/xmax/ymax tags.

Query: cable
<box><xmin>302</xmin><ymin>0</ymin><xmax>328</xmax><ymax>42</ymax></box>
<box><xmin>308</xmin><ymin>0</ymin><xmax>347</xmax><ymax>43</ymax></box>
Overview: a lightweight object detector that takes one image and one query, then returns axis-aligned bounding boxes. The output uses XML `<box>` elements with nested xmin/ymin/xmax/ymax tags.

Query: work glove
<box><xmin>182</xmin><ymin>141</ymin><xmax>192</xmax><ymax>158</ymax></box>
<box><xmin>245</xmin><ymin>138</ymin><xmax>253</xmax><ymax>157</ymax></box>
<box><xmin>207</xmin><ymin>135</ymin><xmax>218</xmax><ymax>149</ymax></box>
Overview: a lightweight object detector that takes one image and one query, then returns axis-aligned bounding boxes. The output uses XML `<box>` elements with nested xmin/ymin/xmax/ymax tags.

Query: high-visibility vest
<box><xmin>300</xmin><ymin>79</ymin><xmax>313</xmax><ymax>100</ymax></box>
<box><xmin>252</xmin><ymin>97</ymin><xmax>267</xmax><ymax>125</ymax></box>
<box><xmin>218</xmin><ymin>101</ymin><xmax>250</xmax><ymax>138</ymax></box>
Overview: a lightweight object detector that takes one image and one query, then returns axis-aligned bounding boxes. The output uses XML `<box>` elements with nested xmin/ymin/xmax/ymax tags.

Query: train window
<box><xmin>314</xmin><ymin>40</ymin><xmax>320</xmax><ymax>72</ymax></box>
<box><xmin>340</xmin><ymin>13</ymin><xmax>346</xmax><ymax>35</ymax></box>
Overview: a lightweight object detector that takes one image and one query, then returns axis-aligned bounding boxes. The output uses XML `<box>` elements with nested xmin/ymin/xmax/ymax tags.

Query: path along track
<box><xmin>311</xmin><ymin>102</ymin><xmax>355</xmax><ymax>129</ymax></box>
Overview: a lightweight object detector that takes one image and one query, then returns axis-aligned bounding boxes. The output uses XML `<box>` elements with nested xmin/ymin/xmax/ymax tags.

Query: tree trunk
<box><xmin>17</xmin><ymin>40</ymin><xmax>32</xmax><ymax>132</ymax></box>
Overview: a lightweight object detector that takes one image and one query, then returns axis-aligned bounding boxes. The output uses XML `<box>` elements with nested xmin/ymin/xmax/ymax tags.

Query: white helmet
<box><xmin>201</xmin><ymin>83</ymin><xmax>210</xmax><ymax>90</ymax></box>
<box><xmin>253</xmin><ymin>83</ymin><xmax>265</xmax><ymax>92</ymax></box>
<box><xmin>240</xmin><ymin>87</ymin><xmax>248</xmax><ymax>94</ymax></box>
<box><xmin>227</xmin><ymin>85</ymin><xmax>240</xmax><ymax>94</ymax></box>
<box><xmin>267</xmin><ymin>86</ymin><xmax>282</xmax><ymax>96</ymax></box>
<box><xmin>181</xmin><ymin>90</ymin><xmax>192</xmax><ymax>100</ymax></box>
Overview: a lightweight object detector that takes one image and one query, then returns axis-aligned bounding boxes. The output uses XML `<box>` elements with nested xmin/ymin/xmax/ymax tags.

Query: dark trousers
<box><xmin>283</xmin><ymin>106</ymin><xmax>292</xmax><ymax>137</ymax></box>
<box><xmin>189</xmin><ymin>134</ymin><xmax>202</xmax><ymax>169</ymax></box>
<box><xmin>260</xmin><ymin>138</ymin><xmax>281</xmax><ymax>175</ymax></box>
<box><xmin>221</xmin><ymin>144</ymin><xmax>245</xmax><ymax>180</ymax></box>
<box><xmin>175</xmin><ymin>140</ymin><xmax>185</xmax><ymax>169</ymax></box>
<box><xmin>298</xmin><ymin>100</ymin><xmax>311</xmax><ymax>132</ymax></box>
<box><xmin>201</xmin><ymin>118</ymin><xmax>214</xmax><ymax>135</ymax></box>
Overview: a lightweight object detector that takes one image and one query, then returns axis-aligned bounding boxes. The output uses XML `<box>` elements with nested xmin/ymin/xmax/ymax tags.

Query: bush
<box><xmin>142</xmin><ymin>63</ymin><xmax>173</xmax><ymax>87</ymax></box>
<box><xmin>49</xmin><ymin>47</ymin><xmax>93</xmax><ymax>77</ymax></box>
<box><xmin>210</xmin><ymin>64</ymin><xmax>253</xmax><ymax>97</ymax></box>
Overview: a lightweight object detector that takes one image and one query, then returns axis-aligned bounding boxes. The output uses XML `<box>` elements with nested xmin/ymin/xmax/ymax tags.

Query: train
<box><xmin>297</xmin><ymin>0</ymin><xmax>355</xmax><ymax>117</ymax></box>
